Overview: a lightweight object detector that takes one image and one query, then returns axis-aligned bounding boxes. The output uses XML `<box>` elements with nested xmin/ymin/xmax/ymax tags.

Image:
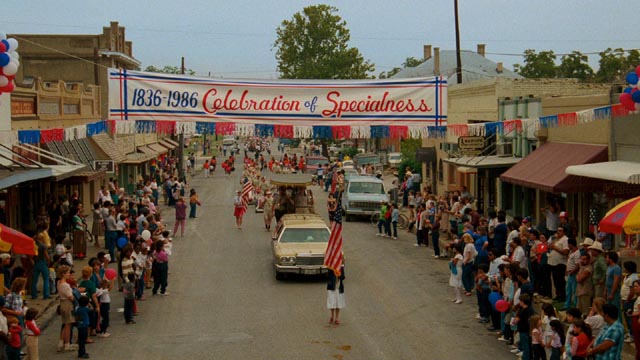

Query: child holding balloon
<box><xmin>95</xmin><ymin>279</ymin><xmax>112</xmax><ymax>338</ymax></box>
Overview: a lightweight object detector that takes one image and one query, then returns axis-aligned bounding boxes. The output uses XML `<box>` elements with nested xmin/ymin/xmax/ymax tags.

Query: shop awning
<box><xmin>500</xmin><ymin>142</ymin><xmax>608</xmax><ymax>193</ymax></box>
<box><xmin>457</xmin><ymin>166</ymin><xmax>478</xmax><ymax>174</ymax></box>
<box><xmin>566</xmin><ymin>161</ymin><xmax>640</xmax><ymax>184</ymax></box>
<box><xmin>137</xmin><ymin>146</ymin><xmax>158</xmax><ymax>157</ymax></box>
<box><xmin>0</xmin><ymin>168</ymin><xmax>53</xmax><ymax>190</ymax></box>
<box><xmin>89</xmin><ymin>134</ymin><xmax>126</xmax><ymax>163</ymax></box>
<box><xmin>122</xmin><ymin>153</ymin><xmax>155</xmax><ymax>164</ymax></box>
<box><xmin>158</xmin><ymin>139</ymin><xmax>177</xmax><ymax>150</ymax></box>
<box><xmin>7</xmin><ymin>143</ymin><xmax>88</xmax><ymax>182</ymax></box>
<box><xmin>163</xmin><ymin>138</ymin><xmax>180</xmax><ymax>147</ymax></box>
<box><xmin>147</xmin><ymin>143</ymin><xmax>168</xmax><ymax>155</ymax></box>
<box><xmin>443</xmin><ymin>155</ymin><xmax>521</xmax><ymax>168</ymax></box>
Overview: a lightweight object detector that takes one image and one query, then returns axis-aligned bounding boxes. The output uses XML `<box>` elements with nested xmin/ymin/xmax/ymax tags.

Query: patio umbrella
<box><xmin>599</xmin><ymin>195</ymin><xmax>640</xmax><ymax>235</ymax></box>
<box><xmin>0</xmin><ymin>224</ymin><xmax>37</xmax><ymax>255</ymax></box>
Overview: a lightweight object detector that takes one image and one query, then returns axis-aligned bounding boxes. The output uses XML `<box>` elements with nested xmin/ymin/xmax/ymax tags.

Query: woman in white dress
<box><xmin>450</xmin><ymin>244</ymin><xmax>464</xmax><ymax>304</ymax></box>
<box><xmin>327</xmin><ymin>265</ymin><xmax>346</xmax><ymax>325</ymax></box>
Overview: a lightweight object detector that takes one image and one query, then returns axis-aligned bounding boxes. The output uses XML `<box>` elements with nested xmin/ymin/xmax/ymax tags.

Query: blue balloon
<box><xmin>627</xmin><ymin>72</ymin><xmax>639</xmax><ymax>85</ymax></box>
<box><xmin>0</xmin><ymin>40</ymin><xmax>8</xmax><ymax>52</ymax></box>
<box><xmin>117</xmin><ymin>237</ymin><xmax>129</xmax><ymax>249</ymax></box>
<box><xmin>489</xmin><ymin>291</ymin><xmax>501</xmax><ymax>307</ymax></box>
<box><xmin>624</xmin><ymin>87</ymin><xmax>633</xmax><ymax>94</ymax></box>
<box><xmin>632</xmin><ymin>91</ymin><xmax>640</xmax><ymax>103</ymax></box>
<box><xmin>0</xmin><ymin>53</ymin><xmax>8</xmax><ymax>67</ymax></box>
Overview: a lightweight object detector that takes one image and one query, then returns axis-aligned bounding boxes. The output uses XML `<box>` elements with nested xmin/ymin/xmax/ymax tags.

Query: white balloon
<box><xmin>3</xmin><ymin>62</ymin><xmax>17</xmax><ymax>76</ymax></box>
<box><xmin>0</xmin><ymin>33</ymin><xmax>5</xmax><ymax>41</ymax></box>
<box><xmin>0</xmin><ymin>76</ymin><xmax>7</xmax><ymax>87</ymax></box>
<box><xmin>6</xmin><ymin>39</ymin><xmax>17</xmax><ymax>51</ymax></box>
<box><xmin>9</xmin><ymin>59</ymin><xmax>19</xmax><ymax>67</ymax></box>
<box><xmin>8</xmin><ymin>52</ymin><xmax>18</xmax><ymax>61</ymax></box>
<box><xmin>141</xmin><ymin>230</ymin><xmax>151</xmax><ymax>241</ymax></box>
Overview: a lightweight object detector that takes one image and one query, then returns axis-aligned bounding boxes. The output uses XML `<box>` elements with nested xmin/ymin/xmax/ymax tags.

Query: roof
<box><xmin>443</xmin><ymin>155</ymin><xmax>521</xmax><ymax>168</ymax></box>
<box><xmin>89</xmin><ymin>133</ymin><xmax>126</xmax><ymax>162</ymax></box>
<box><xmin>270</xmin><ymin>174</ymin><xmax>313</xmax><ymax>187</ymax></box>
<box><xmin>122</xmin><ymin>153</ymin><xmax>155</xmax><ymax>164</ymax></box>
<box><xmin>158</xmin><ymin>139</ymin><xmax>177</xmax><ymax>150</ymax></box>
<box><xmin>392</xmin><ymin>50</ymin><xmax>522</xmax><ymax>84</ymax></box>
<box><xmin>500</xmin><ymin>142</ymin><xmax>608</xmax><ymax>193</ymax></box>
<box><xmin>347</xmin><ymin>175</ymin><xmax>384</xmax><ymax>183</ymax></box>
<box><xmin>280</xmin><ymin>214</ymin><xmax>328</xmax><ymax>228</ymax></box>
<box><xmin>0</xmin><ymin>168</ymin><xmax>53</xmax><ymax>190</ymax></box>
<box><xmin>566</xmin><ymin>161</ymin><xmax>640</xmax><ymax>184</ymax></box>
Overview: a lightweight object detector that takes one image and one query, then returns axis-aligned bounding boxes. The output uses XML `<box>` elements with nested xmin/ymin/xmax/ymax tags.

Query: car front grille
<box><xmin>296</xmin><ymin>255</ymin><xmax>324</xmax><ymax>266</ymax></box>
<box><xmin>351</xmin><ymin>201</ymin><xmax>379</xmax><ymax>211</ymax></box>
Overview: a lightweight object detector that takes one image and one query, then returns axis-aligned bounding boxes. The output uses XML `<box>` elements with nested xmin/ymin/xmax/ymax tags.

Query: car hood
<box><xmin>344</xmin><ymin>193</ymin><xmax>389</xmax><ymax>202</ymax></box>
<box><xmin>275</xmin><ymin>242</ymin><xmax>328</xmax><ymax>256</ymax></box>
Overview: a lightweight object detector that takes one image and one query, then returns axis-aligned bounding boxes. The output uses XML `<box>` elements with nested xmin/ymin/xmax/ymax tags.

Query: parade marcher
<box><xmin>233</xmin><ymin>190</ymin><xmax>246</xmax><ymax>229</ymax></box>
<box><xmin>263</xmin><ymin>190</ymin><xmax>274</xmax><ymax>231</ymax></box>
<box><xmin>327</xmin><ymin>264</ymin><xmax>345</xmax><ymax>325</ymax></box>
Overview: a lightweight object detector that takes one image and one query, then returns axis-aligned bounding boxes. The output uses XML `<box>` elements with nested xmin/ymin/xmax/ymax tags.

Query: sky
<box><xmin>4</xmin><ymin>0</ymin><xmax>638</xmax><ymax>79</ymax></box>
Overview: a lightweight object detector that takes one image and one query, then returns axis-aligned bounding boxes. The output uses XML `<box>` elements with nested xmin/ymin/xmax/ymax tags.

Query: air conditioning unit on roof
<box><xmin>496</xmin><ymin>143</ymin><xmax>513</xmax><ymax>157</ymax></box>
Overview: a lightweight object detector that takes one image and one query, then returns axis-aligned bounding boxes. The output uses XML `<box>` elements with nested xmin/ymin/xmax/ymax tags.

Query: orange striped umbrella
<box><xmin>0</xmin><ymin>224</ymin><xmax>37</xmax><ymax>255</ymax></box>
<box><xmin>599</xmin><ymin>196</ymin><xmax>640</xmax><ymax>234</ymax></box>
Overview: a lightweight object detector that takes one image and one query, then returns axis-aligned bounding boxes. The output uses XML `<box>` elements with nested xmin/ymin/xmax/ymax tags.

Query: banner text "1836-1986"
<box><xmin>131</xmin><ymin>88</ymin><xmax>199</xmax><ymax>108</ymax></box>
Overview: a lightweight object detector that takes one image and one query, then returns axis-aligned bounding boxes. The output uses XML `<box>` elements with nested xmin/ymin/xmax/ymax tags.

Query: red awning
<box><xmin>499</xmin><ymin>142</ymin><xmax>608</xmax><ymax>193</ymax></box>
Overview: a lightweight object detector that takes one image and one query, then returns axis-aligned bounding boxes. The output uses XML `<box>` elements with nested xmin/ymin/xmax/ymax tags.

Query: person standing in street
<box><xmin>234</xmin><ymin>190</ymin><xmax>246</xmax><ymax>229</ymax></box>
<box><xmin>263</xmin><ymin>191</ymin><xmax>274</xmax><ymax>231</ymax></box>
<box><xmin>327</xmin><ymin>265</ymin><xmax>345</xmax><ymax>325</ymax></box>
<box><xmin>173</xmin><ymin>197</ymin><xmax>187</xmax><ymax>237</ymax></box>
<box><xmin>189</xmin><ymin>189</ymin><xmax>202</xmax><ymax>219</ymax></box>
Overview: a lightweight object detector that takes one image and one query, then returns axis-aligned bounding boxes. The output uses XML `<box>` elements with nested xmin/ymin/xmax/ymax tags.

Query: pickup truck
<box><xmin>354</xmin><ymin>153</ymin><xmax>383</xmax><ymax>173</ymax></box>
<box><xmin>341</xmin><ymin>175</ymin><xmax>388</xmax><ymax>221</ymax></box>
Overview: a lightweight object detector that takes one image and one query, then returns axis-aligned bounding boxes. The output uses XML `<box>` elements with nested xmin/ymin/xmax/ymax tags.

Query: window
<box><xmin>279</xmin><ymin>228</ymin><xmax>330</xmax><ymax>243</ymax></box>
<box><xmin>438</xmin><ymin>159</ymin><xmax>444</xmax><ymax>183</ymax></box>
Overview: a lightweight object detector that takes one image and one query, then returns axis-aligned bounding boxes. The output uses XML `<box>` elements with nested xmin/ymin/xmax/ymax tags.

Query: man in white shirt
<box><xmin>548</xmin><ymin>228</ymin><xmax>569</xmax><ymax>302</ymax></box>
<box><xmin>488</xmin><ymin>248</ymin><xmax>505</xmax><ymax>282</ymax></box>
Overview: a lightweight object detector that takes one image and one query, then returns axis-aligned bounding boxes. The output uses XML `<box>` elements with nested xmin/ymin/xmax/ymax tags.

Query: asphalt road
<box><xmin>38</xmin><ymin>161</ymin><xmax>516</xmax><ymax>360</ymax></box>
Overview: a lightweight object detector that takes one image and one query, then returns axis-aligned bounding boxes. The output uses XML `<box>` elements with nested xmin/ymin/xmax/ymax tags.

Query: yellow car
<box><xmin>271</xmin><ymin>213</ymin><xmax>330</xmax><ymax>280</ymax></box>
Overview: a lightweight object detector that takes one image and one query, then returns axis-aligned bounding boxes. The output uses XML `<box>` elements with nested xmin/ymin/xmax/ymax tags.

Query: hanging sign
<box><xmin>458</xmin><ymin>136</ymin><xmax>484</xmax><ymax>155</ymax></box>
<box><xmin>108</xmin><ymin>69</ymin><xmax>447</xmax><ymax>126</ymax></box>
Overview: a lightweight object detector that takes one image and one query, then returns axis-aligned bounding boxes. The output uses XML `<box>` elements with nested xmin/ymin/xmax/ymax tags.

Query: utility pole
<box><xmin>454</xmin><ymin>0</ymin><xmax>463</xmax><ymax>84</ymax></box>
<box><xmin>178</xmin><ymin>56</ymin><xmax>186</xmax><ymax>178</ymax></box>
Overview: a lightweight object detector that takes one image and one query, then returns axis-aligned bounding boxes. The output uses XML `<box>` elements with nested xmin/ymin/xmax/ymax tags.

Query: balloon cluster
<box><xmin>0</xmin><ymin>33</ymin><xmax>19</xmax><ymax>96</ymax></box>
<box><xmin>620</xmin><ymin>66</ymin><xmax>640</xmax><ymax>111</ymax></box>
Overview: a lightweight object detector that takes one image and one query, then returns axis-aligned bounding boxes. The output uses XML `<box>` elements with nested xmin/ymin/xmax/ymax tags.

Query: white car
<box><xmin>388</xmin><ymin>152</ymin><xmax>402</xmax><ymax>168</ymax></box>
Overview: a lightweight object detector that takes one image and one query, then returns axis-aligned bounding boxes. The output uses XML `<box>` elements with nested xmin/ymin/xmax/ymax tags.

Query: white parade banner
<box><xmin>108</xmin><ymin>69</ymin><xmax>447</xmax><ymax>126</ymax></box>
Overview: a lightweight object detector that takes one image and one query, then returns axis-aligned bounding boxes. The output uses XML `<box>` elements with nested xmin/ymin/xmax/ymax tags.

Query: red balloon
<box><xmin>0</xmin><ymin>43</ymin><xmax>5</xmax><ymax>53</ymax></box>
<box><xmin>625</xmin><ymin>102</ymin><xmax>637</xmax><ymax>111</ymax></box>
<box><xmin>621</xmin><ymin>92</ymin><xmax>634</xmax><ymax>106</ymax></box>
<box><xmin>636</xmin><ymin>65</ymin><xmax>640</xmax><ymax>77</ymax></box>
<box><xmin>495</xmin><ymin>299</ymin><xmax>510</xmax><ymax>313</ymax></box>
<box><xmin>0</xmin><ymin>82</ymin><xmax>13</xmax><ymax>93</ymax></box>
<box><xmin>104</xmin><ymin>268</ymin><xmax>117</xmax><ymax>281</ymax></box>
<box><xmin>632</xmin><ymin>87</ymin><xmax>639</xmax><ymax>94</ymax></box>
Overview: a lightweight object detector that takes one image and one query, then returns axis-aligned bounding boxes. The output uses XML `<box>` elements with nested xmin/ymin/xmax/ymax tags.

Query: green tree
<box><xmin>379</xmin><ymin>57</ymin><xmax>424</xmax><ymax>79</ymax></box>
<box><xmin>274</xmin><ymin>4</ymin><xmax>375</xmax><ymax>79</ymax></box>
<box><xmin>595</xmin><ymin>48</ymin><xmax>626</xmax><ymax>82</ymax></box>
<box><xmin>398</xmin><ymin>139</ymin><xmax>421</xmax><ymax>177</ymax></box>
<box><xmin>144</xmin><ymin>65</ymin><xmax>195</xmax><ymax>75</ymax></box>
<box><xmin>557</xmin><ymin>51</ymin><xmax>594</xmax><ymax>81</ymax></box>
<box><xmin>513</xmin><ymin>49</ymin><xmax>557</xmax><ymax>78</ymax></box>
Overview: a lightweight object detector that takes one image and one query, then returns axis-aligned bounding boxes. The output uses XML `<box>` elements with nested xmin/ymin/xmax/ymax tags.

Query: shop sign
<box><xmin>93</xmin><ymin>160</ymin><xmax>115</xmax><ymax>173</ymax></box>
<box><xmin>11</xmin><ymin>98</ymin><xmax>35</xmax><ymax>115</ymax></box>
<box><xmin>602</xmin><ymin>182</ymin><xmax>640</xmax><ymax>199</ymax></box>
<box><xmin>63</xmin><ymin>103</ymin><xmax>80</xmax><ymax>114</ymax></box>
<box><xmin>458</xmin><ymin>136</ymin><xmax>484</xmax><ymax>155</ymax></box>
<box><xmin>39</xmin><ymin>101</ymin><xmax>60</xmax><ymax>115</ymax></box>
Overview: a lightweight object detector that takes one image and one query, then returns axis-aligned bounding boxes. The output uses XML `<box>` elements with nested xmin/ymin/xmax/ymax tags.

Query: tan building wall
<box><xmin>426</xmin><ymin>77</ymin><xmax>613</xmax><ymax>196</ymax></box>
<box><xmin>11</xmin><ymin>21</ymin><xmax>140</xmax><ymax>119</ymax></box>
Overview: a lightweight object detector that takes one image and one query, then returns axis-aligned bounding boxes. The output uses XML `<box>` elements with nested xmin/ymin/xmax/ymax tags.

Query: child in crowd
<box><xmin>546</xmin><ymin>320</ymin><xmax>565</xmax><ymax>360</ymax></box>
<box><xmin>570</xmin><ymin>320</ymin><xmax>592</xmax><ymax>360</ymax></box>
<box><xmin>25</xmin><ymin>308</ymin><xmax>40</xmax><ymax>360</ymax></box>
<box><xmin>541</xmin><ymin>303</ymin><xmax>558</xmax><ymax>359</ymax></box>
<box><xmin>123</xmin><ymin>273</ymin><xmax>136</xmax><ymax>324</ymax></box>
<box><xmin>6</xmin><ymin>317</ymin><xmax>21</xmax><ymax>360</ymax></box>
<box><xmin>133</xmin><ymin>243</ymin><xmax>147</xmax><ymax>301</ymax></box>
<box><xmin>96</xmin><ymin>279</ymin><xmax>111</xmax><ymax>338</ymax></box>
<box><xmin>475</xmin><ymin>263</ymin><xmax>491</xmax><ymax>324</ymax></box>
<box><xmin>449</xmin><ymin>244</ymin><xmax>463</xmax><ymax>304</ymax></box>
<box><xmin>564</xmin><ymin>308</ymin><xmax>582</xmax><ymax>360</ymax></box>
<box><xmin>514</xmin><ymin>293</ymin><xmax>533</xmax><ymax>359</ymax></box>
<box><xmin>530</xmin><ymin>314</ymin><xmax>545</xmax><ymax>360</ymax></box>
<box><xmin>75</xmin><ymin>295</ymin><xmax>91</xmax><ymax>359</ymax></box>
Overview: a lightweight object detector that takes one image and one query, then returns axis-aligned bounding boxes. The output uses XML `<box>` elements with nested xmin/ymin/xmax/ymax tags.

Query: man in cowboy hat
<box><xmin>589</xmin><ymin>241</ymin><xmax>607</xmax><ymax>299</ymax></box>
<box><xmin>580</xmin><ymin>237</ymin><xmax>594</xmax><ymax>256</ymax></box>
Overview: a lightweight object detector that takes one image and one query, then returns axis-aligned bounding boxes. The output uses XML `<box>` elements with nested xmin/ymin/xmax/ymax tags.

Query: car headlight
<box><xmin>279</xmin><ymin>256</ymin><xmax>296</xmax><ymax>265</ymax></box>
<box><xmin>349</xmin><ymin>201</ymin><xmax>356</xmax><ymax>207</ymax></box>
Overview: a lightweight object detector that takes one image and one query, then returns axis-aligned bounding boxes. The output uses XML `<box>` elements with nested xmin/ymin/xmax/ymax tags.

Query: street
<box><xmin>38</xmin><ymin>165</ymin><xmax>515</xmax><ymax>360</ymax></box>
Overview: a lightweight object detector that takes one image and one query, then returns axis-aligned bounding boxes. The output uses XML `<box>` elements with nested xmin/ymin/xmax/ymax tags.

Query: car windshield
<box><xmin>389</xmin><ymin>155</ymin><xmax>401</xmax><ymax>161</ymax></box>
<box><xmin>357</xmin><ymin>156</ymin><xmax>380</xmax><ymax>164</ymax></box>
<box><xmin>348</xmin><ymin>182</ymin><xmax>385</xmax><ymax>194</ymax></box>
<box><xmin>279</xmin><ymin>228</ymin><xmax>330</xmax><ymax>243</ymax></box>
<box><xmin>307</xmin><ymin>158</ymin><xmax>326</xmax><ymax>166</ymax></box>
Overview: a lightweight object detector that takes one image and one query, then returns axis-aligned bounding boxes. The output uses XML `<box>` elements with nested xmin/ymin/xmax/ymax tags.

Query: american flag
<box><xmin>241</xmin><ymin>180</ymin><xmax>253</xmax><ymax>212</ymax></box>
<box><xmin>324</xmin><ymin>195</ymin><xmax>344</xmax><ymax>276</ymax></box>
